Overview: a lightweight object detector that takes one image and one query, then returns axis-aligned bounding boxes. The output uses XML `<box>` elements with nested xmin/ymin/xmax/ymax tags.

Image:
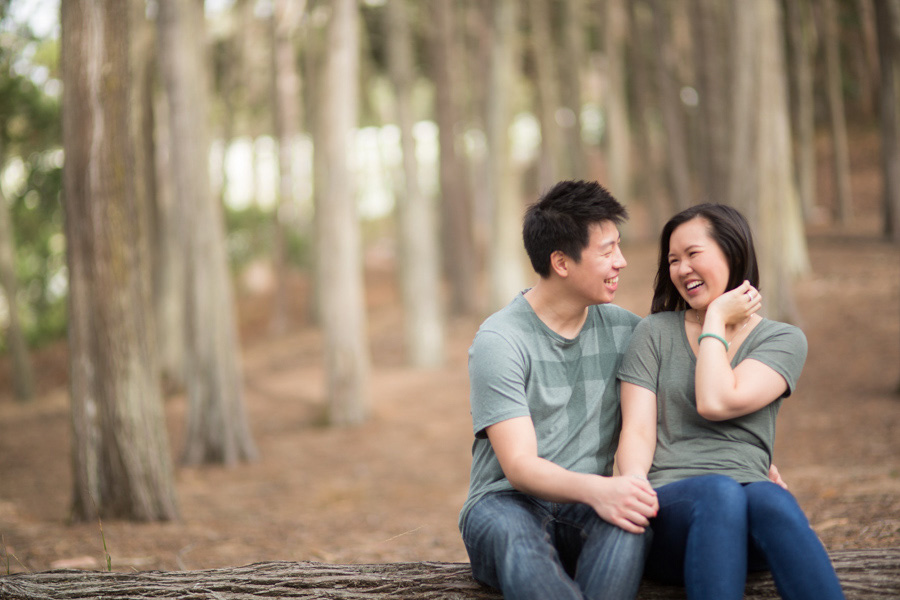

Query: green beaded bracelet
<box><xmin>698</xmin><ymin>332</ymin><xmax>729</xmax><ymax>351</ymax></box>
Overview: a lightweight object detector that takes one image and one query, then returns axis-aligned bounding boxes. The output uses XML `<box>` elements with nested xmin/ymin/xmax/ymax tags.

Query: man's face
<box><xmin>565</xmin><ymin>221</ymin><xmax>627</xmax><ymax>305</ymax></box>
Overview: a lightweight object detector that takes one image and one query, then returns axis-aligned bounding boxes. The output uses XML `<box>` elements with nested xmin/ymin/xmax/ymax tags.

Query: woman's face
<box><xmin>667</xmin><ymin>217</ymin><xmax>730</xmax><ymax>310</ymax></box>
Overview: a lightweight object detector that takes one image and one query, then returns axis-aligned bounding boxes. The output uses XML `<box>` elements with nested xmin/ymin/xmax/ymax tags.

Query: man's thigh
<box><xmin>461</xmin><ymin>492</ymin><xmax>555</xmax><ymax>585</ymax></box>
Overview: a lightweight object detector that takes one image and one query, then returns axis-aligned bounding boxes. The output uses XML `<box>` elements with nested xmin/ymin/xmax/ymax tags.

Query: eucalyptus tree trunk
<box><xmin>431</xmin><ymin>0</ymin><xmax>478</xmax><ymax>316</ymax></box>
<box><xmin>61</xmin><ymin>0</ymin><xmax>178</xmax><ymax>521</ymax></box>
<box><xmin>386</xmin><ymin>0</ymin><xmax>445</xmax><ymax>368</ymax></box>
<box><xmin>604</xmin><ymin>0</ymin><xmax>631</xmax><ymax>205</ymax></box>
<box><xmin>727</xmin><ymin>0</ymin><xmax>756</xmax><ymax>220</ymax></box>
<box><xmin>853</xmin><ymin>0</ymin><xmax>881</xmax><ymax>117</ymax></box>
<box><xmin>486</xmin><ymin>0</ymin><xmax>527</xmax><ymax>313</ymax></box>
<box><xmin>629</xmin><ymin>0</ymin><xmax>668</xmax><ymax>233</ymax></box>
<box><xmin>732</xmin><ymin>0</ymin><xmax>809</xmax><ymax>324</ymax></box>
<box><xmin>3</xmin><ymin>549</ymin><xmax>898</xmax><ymax>599</ymax></box>
<box><xmin>318</xmin><ymin>0</ymin><xmax>370</xmax><ymax>425</ymax></box>
<box><xmin>0</xmin><ymin>151</ymin><xmax>33</xmax><ymax>403</ymax></box>
<box><xmin>690</xmin><ymin>0</ymin><xmax>731</xmax><ymax>205</ymax></box>
<box><xmin>821</xmin><ymin>0</ymin><xmax>854</xmax><ymax>223</ymax></box>
<box><xmin>649</xmin><ymin>0</ymin><xmax>692</xmax><ymax>212</ymax></box>
<box><xmin>559</xmin><ymin>0</ymin><xmax>587</xmax><ymax>180</ymax></box>
<box><xmin>528</xmin><ymin>0</ymin><xmax>562</xmax><ymax>189</ymax></box>
<box><xmin>269</xmin><ymin>0</ymin><xmax>306</xmax><ymax>334</ymax></box>
<box><xmin>784</xmin><ymin>0</ymin><xmax>818</xmax><ymax>222</ymax></box>
<box><xmin>157</xmin><ymin>0</ymin><xmax>257</xmax><ymax>464</ymax></box>
<box><xmin>874</xmin><ymin>0</ymin><xmax>900</xmax><ymax>241</ymax></box>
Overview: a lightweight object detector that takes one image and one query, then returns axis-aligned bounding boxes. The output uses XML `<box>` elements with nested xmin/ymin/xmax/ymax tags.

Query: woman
<box><xmin>616</xmin><ymin>204</ymin><xmax>844</xmax><ymax>600</ymax></box>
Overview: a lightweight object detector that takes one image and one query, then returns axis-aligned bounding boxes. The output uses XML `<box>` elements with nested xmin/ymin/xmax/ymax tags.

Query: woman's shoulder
<box><xmin>639</xmin><ymin>310</ymin><xmax>683</xmax><ymax>329</ymax></box>
<box><xmin>757</xmin><ymin>318</ymin><xmax>807</xmax><ymax>342</ymax></box>
<box><xmin>627</xmin><ymin>311</ymin><xmax>683</xmax><ymax>343</ymax></box>
<box><xmin>752</xmin><ymin>318</ymin><xmax>809</xmax><ymax>356</ymax></box>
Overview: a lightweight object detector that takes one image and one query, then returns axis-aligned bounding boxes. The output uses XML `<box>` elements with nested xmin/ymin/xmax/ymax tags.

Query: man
<box><xmin>459</xmin><ymin>180</ymin><xmax>659</xmax><ymax>600</ymax></box>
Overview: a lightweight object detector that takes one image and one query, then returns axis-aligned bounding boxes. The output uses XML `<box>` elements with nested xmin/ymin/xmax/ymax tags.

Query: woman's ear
<box><xmin>550</xmin><ymin>250</ymin><xmax>569</xmax><ymax>278</ymax></box>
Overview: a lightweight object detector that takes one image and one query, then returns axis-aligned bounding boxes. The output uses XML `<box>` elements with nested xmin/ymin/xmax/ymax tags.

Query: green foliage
<box><xmin>224</xmin><ymin>204</ymin><xmax>313</xmax><ymax>272</ymax></box>
<box><xmin>4</xmin><ymin>153</ymin><xmax>66</xmax><ymax>349</ymax></box>
<box><xmin>0</xmin><ymin>22</ymin><xmax>64</xmax><ymax>350</ymax></box>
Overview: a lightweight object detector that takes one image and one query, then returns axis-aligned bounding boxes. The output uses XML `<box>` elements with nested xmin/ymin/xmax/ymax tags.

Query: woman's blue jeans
<box><xmin>461</xmin><ymin>491</ymin><xmax>651</xmax><ymax>600</ymax></box>
<box><xmin>645</xmin><ymin>475</ymin><xmax>845</xmax><ymax>600</ymax></box>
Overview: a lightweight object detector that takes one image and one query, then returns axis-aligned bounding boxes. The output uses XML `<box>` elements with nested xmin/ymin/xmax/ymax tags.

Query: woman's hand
<box><xmin>707</xmin><ymin>280</ymin><xmax>762</xmax><ymax>326</ymax></box>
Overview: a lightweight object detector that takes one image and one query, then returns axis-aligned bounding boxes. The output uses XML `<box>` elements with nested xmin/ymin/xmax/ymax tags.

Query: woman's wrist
<box><xmin>700</xmin><ymin>308</ymin><xmax>727</xmax><ymax>333</ymax></box>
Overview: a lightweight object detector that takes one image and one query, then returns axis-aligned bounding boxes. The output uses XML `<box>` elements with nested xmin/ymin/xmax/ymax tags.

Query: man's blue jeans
<box><xmin>645</xmin><ymin>475</ymin><xmax>845</xmax><ymax>600</ymax></box>
<box><xmin>461</xmin><ymin>491</ymin><xmax>651</xmax><ymax>600</ymax></box>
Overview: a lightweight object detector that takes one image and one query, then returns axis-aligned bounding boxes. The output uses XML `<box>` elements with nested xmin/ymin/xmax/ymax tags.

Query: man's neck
<box><xmin>523</xmin><ymin>279</ymin><xmax>592</xmax><ymax>339</ymax></box>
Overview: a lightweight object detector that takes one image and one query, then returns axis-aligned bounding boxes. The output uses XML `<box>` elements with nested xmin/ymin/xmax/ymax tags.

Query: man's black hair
<box><xmin>522</xmin><ymin>180</ymin><xmax>628</xmax><ymax>278</ymax></box>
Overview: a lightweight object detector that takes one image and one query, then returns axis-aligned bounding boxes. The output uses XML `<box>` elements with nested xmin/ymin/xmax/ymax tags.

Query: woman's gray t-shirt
<box><xmin>618</xmin><ymin>311</ymin><xmax>808</xmax><ymax>488</ymax></box>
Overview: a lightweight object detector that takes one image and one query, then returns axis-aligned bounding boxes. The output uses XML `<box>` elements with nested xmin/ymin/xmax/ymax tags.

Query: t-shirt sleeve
<box><xmin>468</xmin><ymin>330</ymin><xmax>531</xmax><ymax>438</ymax></box>
<box><xmin>617</xmin><ymin>317</ymin><xmax>660</xmax><ymax>394</ymax></box>
<box><xmin>746</xmin><ymin>324</ymin><xmax>808</xmax><ymax>397</ymax></box>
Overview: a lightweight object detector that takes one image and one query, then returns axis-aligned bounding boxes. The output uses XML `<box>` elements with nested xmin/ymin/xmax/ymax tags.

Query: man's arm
<box><xmin>486</xmin><ymin>416</ymin><xmax>658</xmax><ymax>534</ymax></box>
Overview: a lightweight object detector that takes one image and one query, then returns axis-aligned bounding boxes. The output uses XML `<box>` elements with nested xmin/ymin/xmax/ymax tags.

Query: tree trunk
<box><xmin>486</xmin><ymin>0</ymin><xmax>527</xmax><ymax>313</ymax></box>
<box><xmin>431</xmin><ymin>0</ymin><xmax>479</xmax><ymax>317</ymax></box>
<box><xmin>157</xmin><ymin>0</ymin><xmax>258</xmax><ymax>464</ymax></box>
<box><xmin>131</xmin><ymin>0</ymin><xmax>161</xmax><ymax>386</ymax></box>
<box><xmin>60</xmin><ymin>0</ymin><xmax>178</xmax><ymax>521</ymax></box>
<box><xmin>727</xmin><ymin>0</ymin><xmax>758</xmax><ymax>220</ymax></box>
<box><xmin>649</xmin><ymin>0</ymin><xmax>692</xmax><ymax>212</ymax></box>
<box><xmin>784</xmin><ymin>0</ymin><xmax>818</xmax><ymax>222</ymax></box>
<box><xmin>604</xmin><ymin>0</ymin><xmax>632</xmax><ymax>205</ymax></box>
<box><xmin>386</xmin><ymin>0</ymin><xmax>445</xmax><ymax>368</ymax></box>
<box><xmin>690</xmin><ymin>0</ymin><xmax>731</xmax><ymax>206</ymax></box>
<box><xmin>269</xmin><ymin>0</ymin><xmax>306</xmax><ymax>335</ymax></box>
<box><xmin>629</xmin><ymin>0</ymin><xmax>668</xmax><ymax>234</ymax></box>
<box><xmin>821</xmin><ymin>0</ymin><xmax>855</xmax><ymax>223</ymax></box>
<box><xmin>318</xmin><ymin>0</ymin><xmax>370</xmax><ymax>425</ymax></box>
<box><xmin>853</xmin><ymin>0</ymin><xmax>881</xmax><ymax>117</ymax></box>
<box><xmin>0</xmin><ymin>151</ymin><xmax>34</xmax><ymax>403</ymax></box>
<box><xmin>2</xmin><ymin>549</ymin><xmax>898</xmax><ymax>599</ymax></box>
<box><xmin>528</xmin><ymin>0</ymin><xmax>563</xmax><ymax>189</ymax></box>
<box><xmin>559</xmin><ymin>0</ymin><xmax>588</xmax><ymax>180</ymax></box>
<box><xmin>151</xmin><ymin>79</ymin><xmax>187</xmax><ymax>391</ymax></box>
<box><xmin>738</xmin><ymin>0</ymin><xmax>810</xmax><ymax>324</ymax></box>
<box><xmin>874</xmin><ymin>0</ymin><xmax>900</xmax><ymax>241</ymax></box>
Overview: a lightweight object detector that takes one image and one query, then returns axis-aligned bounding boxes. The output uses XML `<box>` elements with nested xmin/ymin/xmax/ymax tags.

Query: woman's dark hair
<box><xmin>650</xmin><ymin>203</ymin><xmax>760</xmax><ymax>314</ymax></box>
<box><xmin>523</xmin><ymin>180</ymin><xmax>627</xmax><ymax>278</ymax></box>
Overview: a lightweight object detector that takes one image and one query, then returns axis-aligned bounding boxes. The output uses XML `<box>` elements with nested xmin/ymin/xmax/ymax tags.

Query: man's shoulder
<box><xmin>478</xmin><ymin>294</ymin><xmax>532</xmax><ymax>333</ymax></box>
<box><xmin>590</xmin><ymin>303</ymin><xmax>642</xmax><ymax>329</ymax></box>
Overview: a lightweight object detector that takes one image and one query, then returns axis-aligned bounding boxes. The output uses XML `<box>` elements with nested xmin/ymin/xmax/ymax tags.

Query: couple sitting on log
<box><xmin>459</xmin><ymin>180</ymin><xmax>845</xmax><ymax>600</ymax></box>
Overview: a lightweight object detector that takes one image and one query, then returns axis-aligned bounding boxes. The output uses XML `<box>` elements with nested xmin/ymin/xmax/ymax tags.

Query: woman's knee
<box><xmin>687</xmin><ymin>474</ymin><xmax>747</xmax><ymax>513</ymax></box>
<box><xmin>745</xmin><ymin>481</ymin><xmax>810</xmax><ymax>529</ymax></box>
<box><xmin>655</xmin><ymin>475</ymin><xmax>747</xmax><ymax>529</ymax></box>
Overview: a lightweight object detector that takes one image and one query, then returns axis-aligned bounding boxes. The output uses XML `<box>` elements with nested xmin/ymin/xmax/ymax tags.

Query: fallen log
<box><xmin>0</xmin><ymin>548</ymin><xmax>897</xmax><ymax>599</ymax></box>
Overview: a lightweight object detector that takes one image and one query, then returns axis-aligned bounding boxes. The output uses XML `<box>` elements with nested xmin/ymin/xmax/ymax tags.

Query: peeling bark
<box><xmin>1</xmin><ymin>550</ymin><xmax>898</xmax><ymax>600</ymax></box>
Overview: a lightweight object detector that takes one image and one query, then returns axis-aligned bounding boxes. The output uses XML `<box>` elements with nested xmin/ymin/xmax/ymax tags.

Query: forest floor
<box><xmin>1</xmin><ymin>152</ymin><xmax>899</xmax><ymax>574</ymax></box>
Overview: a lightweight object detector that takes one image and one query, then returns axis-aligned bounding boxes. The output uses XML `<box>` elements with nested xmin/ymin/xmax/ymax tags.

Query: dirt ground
<box><xmin>1</xmin><ymin>165</ymin><xmax>899</xmax><ymax>574</ymax></box>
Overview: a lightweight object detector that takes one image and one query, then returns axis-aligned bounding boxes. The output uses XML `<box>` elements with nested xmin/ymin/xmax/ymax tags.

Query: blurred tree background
<box><xmin>0</xmin><ymin>0</ymin><xmax>897</xmax><ymax>520</ymax></box>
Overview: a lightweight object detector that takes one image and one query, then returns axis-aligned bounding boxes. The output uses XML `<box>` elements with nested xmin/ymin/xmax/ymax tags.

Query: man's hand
<box><xmin>584</xmin><ymin>475</ymin><xmax>658</xmax><ymax>534</ymax></box>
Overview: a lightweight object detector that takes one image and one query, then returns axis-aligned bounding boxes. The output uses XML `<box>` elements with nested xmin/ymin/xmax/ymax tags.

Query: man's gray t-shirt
<box><xmin>618</xmin><ymin>311</ymin><xmax>808</xmax><ymax>488</ymax></box>
<box><xmin>459</xmin><ymin>292</ymin><xmax>640</xmax><ymax>529</ymax></box>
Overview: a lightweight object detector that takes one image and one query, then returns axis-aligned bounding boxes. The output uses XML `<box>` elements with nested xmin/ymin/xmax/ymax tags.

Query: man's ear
<box><xmin>550</xmin><ymin>250</ymin><xmax>569</xmax><ymax>278</ymax></box>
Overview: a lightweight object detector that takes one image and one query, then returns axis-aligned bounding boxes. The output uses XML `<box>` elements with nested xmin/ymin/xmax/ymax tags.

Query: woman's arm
<box><xmin>695</xmin><ymin>282</ymin><xmax>790</xmax><ymax>421</ymax></box>
<box><xmin>616</xmin><ymin>382</ymin><xmax>658</xmax><ymax>479</ymax></box>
